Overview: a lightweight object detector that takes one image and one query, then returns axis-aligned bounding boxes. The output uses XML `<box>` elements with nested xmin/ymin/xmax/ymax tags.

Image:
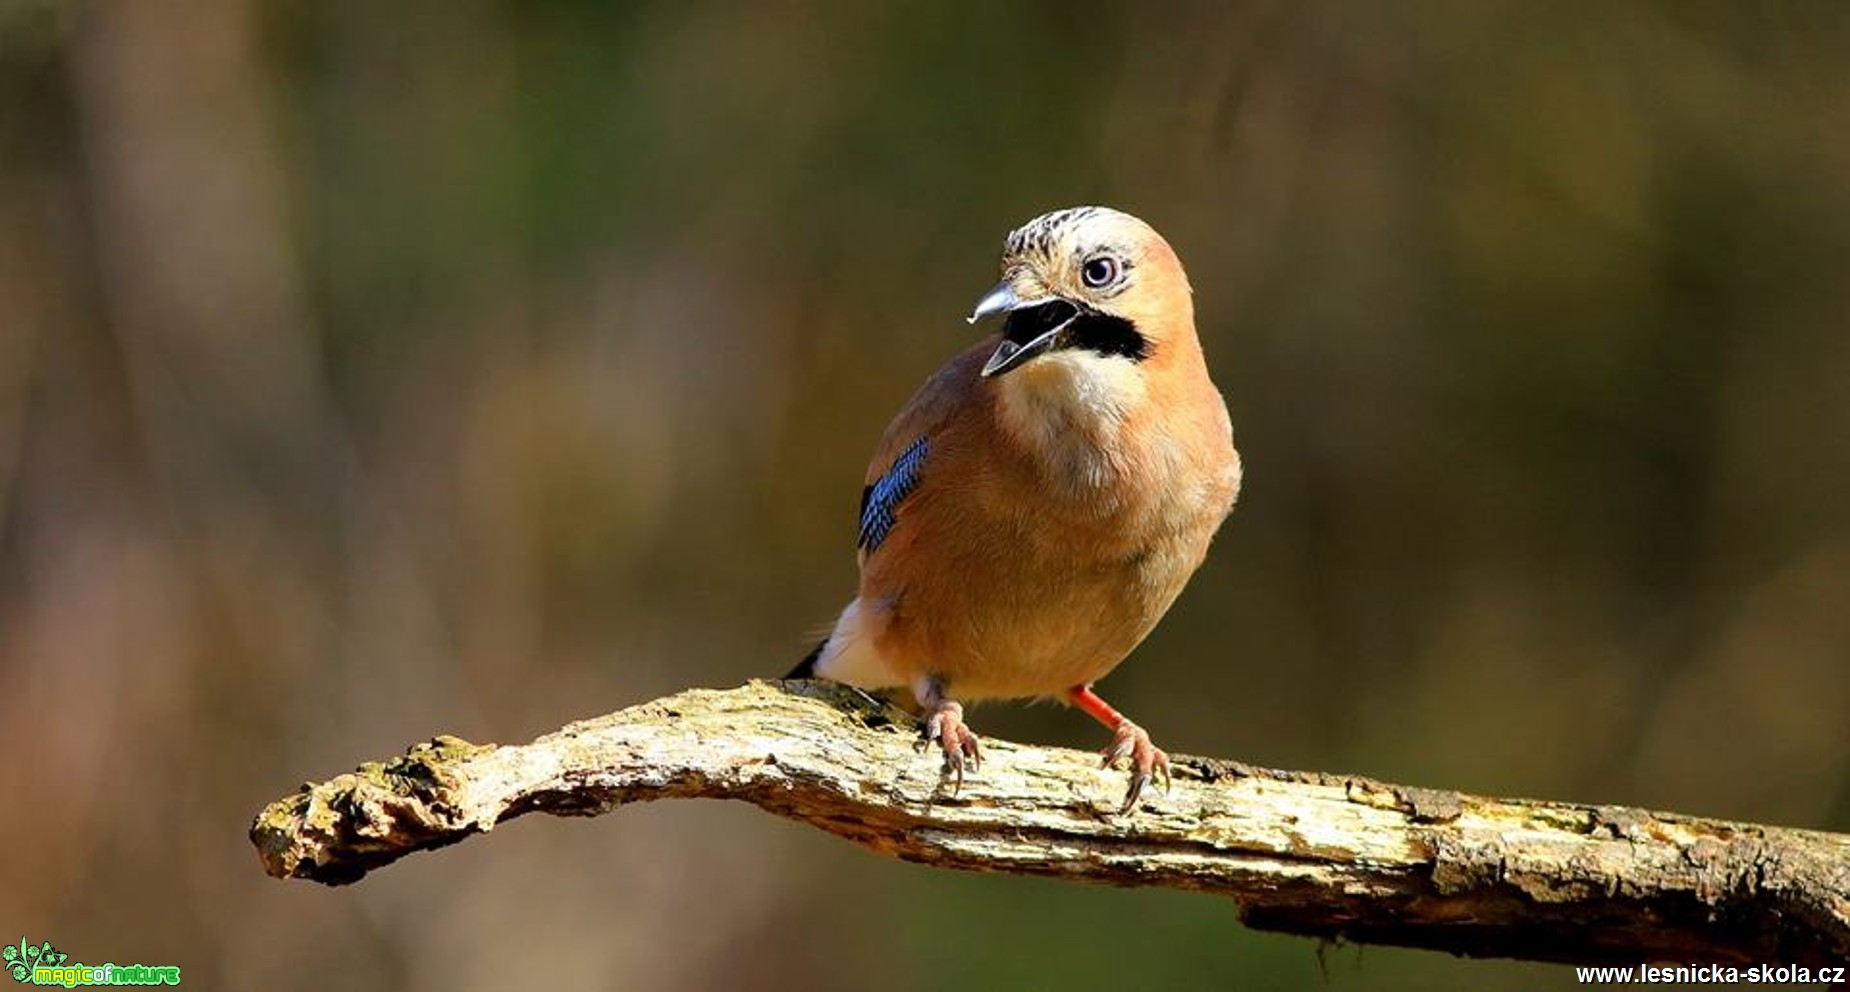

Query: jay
<box><xmin>790</xmin><ymin>206</ymin><xmax>1241</xmax><ymax>812</ymax></box>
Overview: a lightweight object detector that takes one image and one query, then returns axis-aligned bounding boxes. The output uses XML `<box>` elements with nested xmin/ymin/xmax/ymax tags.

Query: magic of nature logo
<box><xmin>4</xmin><ymin>937</ymin><xmax>179</xmax><ymax>987</ymax></box>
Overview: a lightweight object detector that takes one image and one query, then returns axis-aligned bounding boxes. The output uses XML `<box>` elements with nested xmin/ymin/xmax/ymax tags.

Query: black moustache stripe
<box><xmin>1067</xmin><ymin>312</ymin><xmax>1149</xmax><ymax>362</ymax></box>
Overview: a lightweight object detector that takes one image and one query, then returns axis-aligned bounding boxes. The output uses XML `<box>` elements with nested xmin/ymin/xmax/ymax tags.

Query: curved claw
<box><xmin>921</xmin><ymin>700</ymin><xmax>982</xmax><ymax>793</ymax></box>
<box><xmin>1100</xmin><ymin>720</ymin><xmax>1170</xmax><ymax>814</ymax></box>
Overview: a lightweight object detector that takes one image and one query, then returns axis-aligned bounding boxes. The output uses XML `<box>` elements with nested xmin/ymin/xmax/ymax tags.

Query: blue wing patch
<box><xmin>857</xmin><ymin>436</ymin><xmax>929</xmax><ymax>553</ymax></box>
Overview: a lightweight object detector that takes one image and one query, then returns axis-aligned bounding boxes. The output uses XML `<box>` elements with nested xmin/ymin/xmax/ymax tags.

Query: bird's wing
<box><xmin>857</xmin><ymin>436</ymin><xmax>928</xmax><ymax>553</ymax></box>
<box><xmin>852</xmin><ymin>340</ymin><xmax>992</xmax><ymax>558</ymax></box>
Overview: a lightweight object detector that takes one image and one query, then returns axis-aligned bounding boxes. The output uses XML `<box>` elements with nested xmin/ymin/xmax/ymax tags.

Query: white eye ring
<box><xmin>1081</xmin><ymin>255</ymin><xmax>1121</xmax><ymax>289</ymax></box>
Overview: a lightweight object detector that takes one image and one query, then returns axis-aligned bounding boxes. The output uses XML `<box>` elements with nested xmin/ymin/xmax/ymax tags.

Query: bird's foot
<box><xmin>919</xmin><ymin>700</ymin><xmax>982</xmax><ymax>793</ymax></box>
<box><xmin>1101</xmin><ymin>721</ymin><xmax>1170</xmax><ymax>814</ymax></box>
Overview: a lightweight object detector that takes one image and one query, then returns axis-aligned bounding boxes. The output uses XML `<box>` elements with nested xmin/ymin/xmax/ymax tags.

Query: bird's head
<box><xmin>967</xmin><ymin>206</ymin><xmax>1196</xmax><ymax>380</ymax></box>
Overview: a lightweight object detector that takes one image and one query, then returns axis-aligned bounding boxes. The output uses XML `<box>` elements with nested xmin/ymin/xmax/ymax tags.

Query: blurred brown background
<box><xmin>3</xmin><ymin>1</ymin><xmax>1848</xmax><ymax>988</ymax></box>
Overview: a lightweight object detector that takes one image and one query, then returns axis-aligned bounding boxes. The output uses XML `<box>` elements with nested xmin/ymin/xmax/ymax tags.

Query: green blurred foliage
<box><xmin>2</xmin><ymin>2</ymin><xmax>1847</xmax><ymax>989</ymax></box>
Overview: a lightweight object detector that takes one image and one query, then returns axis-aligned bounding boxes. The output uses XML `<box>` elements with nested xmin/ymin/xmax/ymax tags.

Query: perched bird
<box><xmin>790</xmin><ymin>206</ymin><xmax>1241</xmax><ymax>812</ymax></box>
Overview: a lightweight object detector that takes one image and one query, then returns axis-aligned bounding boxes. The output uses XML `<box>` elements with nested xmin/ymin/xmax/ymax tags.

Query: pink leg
<box><xmin>916</xmin><ymin>678</ymin><xmax>981</xmax><ymax>793</ymax></box>
<box><xmin>1069</xmin><ymin>684</ymin><xmax>1170</xmax><ymax>814</ymax></box>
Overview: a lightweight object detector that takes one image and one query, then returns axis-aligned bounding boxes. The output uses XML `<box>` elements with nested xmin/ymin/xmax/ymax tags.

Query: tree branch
<box><xmin>250</xmin><ymin>680</ymin><xmax>1850</xmax><ymax>966</ymax></box>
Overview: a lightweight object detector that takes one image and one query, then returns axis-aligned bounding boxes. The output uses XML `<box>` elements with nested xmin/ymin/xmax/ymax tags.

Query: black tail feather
<box><xmin>785</xmin><ymin>638</ymin><xmax>826</xmax><ymax>679</ymax></box>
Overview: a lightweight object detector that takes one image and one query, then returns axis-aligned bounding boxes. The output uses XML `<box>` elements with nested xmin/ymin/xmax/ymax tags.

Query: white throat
<box><xmin>995</xmin><ymin>351</ymin><xmax>1148</xmax><ymax>495</ymax></box>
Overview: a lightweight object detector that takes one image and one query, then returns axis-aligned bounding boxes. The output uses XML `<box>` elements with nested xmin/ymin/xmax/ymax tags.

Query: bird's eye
<box><xmin>1081</xmin><ymin>256</ymin><xmax>1121</xmax><ymax>289</ymax></box>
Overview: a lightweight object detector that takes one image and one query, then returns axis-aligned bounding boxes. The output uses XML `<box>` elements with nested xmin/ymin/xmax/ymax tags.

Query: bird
<box><xmin>788</xmin><ymin>206</ymin><xmax>1241</xmax><ymax>813</ymax></box>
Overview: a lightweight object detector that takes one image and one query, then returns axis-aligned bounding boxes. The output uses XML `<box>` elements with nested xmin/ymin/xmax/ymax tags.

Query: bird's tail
<box><xmin>785</xmin><ymin>638</ymin><xmax>826</xmax><ymax>679</ymax></box>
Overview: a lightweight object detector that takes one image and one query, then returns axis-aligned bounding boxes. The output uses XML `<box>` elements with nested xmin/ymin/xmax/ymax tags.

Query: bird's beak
<box><xmin>966</xmin><ymin>280</ymin><xmax>1023</xmax><ymax>325</ymax></box>
<box><xmin>968</xmin><ymin>280</ymin><xmax>1081</xmax><ymax>378</ymax></box>
<box><xmin>980</xmin><ymin>323</ymin><xmax>1062</xmax><ymax>377</ymax></box>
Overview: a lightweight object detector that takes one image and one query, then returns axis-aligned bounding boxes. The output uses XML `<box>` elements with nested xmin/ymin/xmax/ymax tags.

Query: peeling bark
<box><xmin>250</xmin><ymin>680</ymin><xmax>1850</xmax><ymax>966</ymax></box>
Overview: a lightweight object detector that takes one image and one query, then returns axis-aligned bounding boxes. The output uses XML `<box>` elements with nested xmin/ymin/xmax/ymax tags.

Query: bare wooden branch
<box><xmin>250</xmin><ymin>680</ymin><xmax>1850</xmax><ymax>966</ymax></box>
